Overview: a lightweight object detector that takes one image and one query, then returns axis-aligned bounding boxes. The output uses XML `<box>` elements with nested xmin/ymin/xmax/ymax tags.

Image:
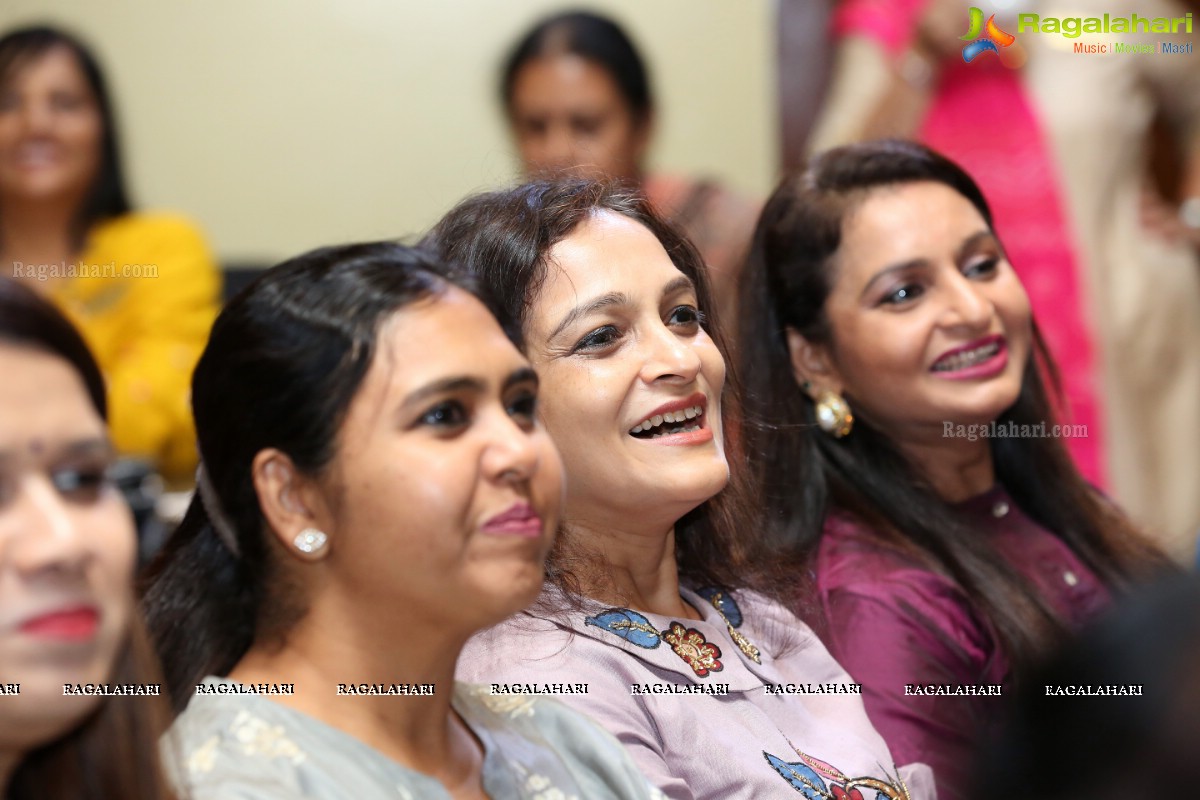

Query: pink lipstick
<box><xmin>931</xmin><ymin>335</ymin><xmax>1008</xmax><ymax>380</ymax></box>
<box><xmin>482</xmin><ymin>502</ymin><xmax>542</xmax><ymax>539</ymax></box>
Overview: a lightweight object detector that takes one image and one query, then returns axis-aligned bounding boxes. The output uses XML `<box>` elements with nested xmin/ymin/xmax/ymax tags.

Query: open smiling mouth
<box><xmin>629</xmin><ymin>404</ymin><xmax>706</xmax><ymax>439</ymax></box>
<box><xmin>931</xmin><ymin>339</ymin><xmax>1003</xmax><ymax>372</ymax></box>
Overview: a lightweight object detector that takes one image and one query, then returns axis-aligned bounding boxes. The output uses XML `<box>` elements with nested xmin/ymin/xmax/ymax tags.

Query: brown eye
<box><xmin>667</xmin><ymin>305</ymin><xmax>704</xmax><ymax>329</ymax></box>
<box><xmin>572</xmin><ymin>324</ymin><xmax>621</xmax><ymax>354</ymax></box>
<box><xmin>419</xmin><ymin>401</ymin><xmax>468</xmax><ymax>429</ymax></box>
<box><xmin>964</xmin><ymin>258</ymin><xmax>999</xmax><ymax>278</ymax></box>
<box><xmin>880</xmin><ymin>284</ymin><xmax>924</xmax><ymax>305</ymax></box>
<box><xmin>52</xmin><ymin>466</ymin><xmax>112</xmax><ymax>503</ymax></box>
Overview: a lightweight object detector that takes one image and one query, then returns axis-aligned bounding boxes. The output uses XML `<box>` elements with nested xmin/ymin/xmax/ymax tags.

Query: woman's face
<box><xmin>0</xmin><ymin>343</ymin><xmax>135</xmax><ymax>758</ymax></box>
<box><xmin>508</xmin><ymin>54</ymin><xmax>648</xmax><ymax>183</ymax></box>
<box><xmin>0</xmin><ymin>45</ymin><xmax>102</xmax><ymax>206</ymax></box>
<box><xmin>319</xmin><ymin>287</ymin><xmax>563</xmax><ymax>632</ymax></box>
<box><xmin>800</xmin><ymin>181</ymin><xmax>1032</xmax><ymax>439</ymax></box>
<box><xmin>523</xmin><ymin>210</ymin><xmax>728</xmax><ymax>532</ymax></box>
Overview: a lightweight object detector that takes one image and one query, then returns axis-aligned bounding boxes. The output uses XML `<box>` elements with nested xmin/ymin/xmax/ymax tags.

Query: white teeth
<box><xmin>629</xmin><ymin>405</ymin><xmax>704</xmax><ymax>435</ymax></box>
<box><xmin>934</xmin><ymin>342</ymin><xmax>1000</xmax><ymax>372</ymax></box>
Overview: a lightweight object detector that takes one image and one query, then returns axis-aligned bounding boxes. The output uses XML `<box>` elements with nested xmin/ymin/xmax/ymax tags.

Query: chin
<box><xmin>4</xmin><ymin>684</ymin><xmax>104</xmax><ymax>748</ymax></box>
<box><xmin>487</xmin><ymin>569</ymin><xmax>547</xmax><ymax>620</ymax></box>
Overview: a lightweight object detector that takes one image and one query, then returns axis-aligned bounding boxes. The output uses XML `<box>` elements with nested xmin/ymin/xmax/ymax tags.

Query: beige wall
<box><xmin>1</xmin><ymin>0</ymin><xmax>777</xmax><ymax>264</ymax></box>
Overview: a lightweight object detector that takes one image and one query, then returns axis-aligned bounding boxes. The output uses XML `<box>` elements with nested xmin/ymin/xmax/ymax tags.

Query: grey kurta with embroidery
<box><xmin>164</xmin><ymin>677</ymin><xmax>662</xmax><ymax>800</ymax></box>
<box><xmin>458</xmin><ymin>586</ymin><xmax>938</xmax><ymax>800</ymax></box>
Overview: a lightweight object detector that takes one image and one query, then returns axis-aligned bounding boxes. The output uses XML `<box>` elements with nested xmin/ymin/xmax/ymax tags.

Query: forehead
<box><xmin>0</xmin><ymin>344</ymin><xmax>104</xmax><ymax>449</ymax></box>
<box><xmin>1</xmin><ymin>44</ymin><xmax>88</xmax><ymax>90</ymax></box>
<box><xmin>533</xmin><ymin>212</ymin><xmax>687</xmax><ymax>319</ymax></box>
<box><xmin>511</xmin><ymin>54</ymin><xmax>624</xmax><ymax>112</ymax></box>
<box><xmin>362</xmin><ymin>288</ymin><xmax>527</xmax><ymax>398</ymax></box>
<box><xmin>837</xmin><ymin>182</ymin><xmax>989</xmax><ymax>276</ymax></box>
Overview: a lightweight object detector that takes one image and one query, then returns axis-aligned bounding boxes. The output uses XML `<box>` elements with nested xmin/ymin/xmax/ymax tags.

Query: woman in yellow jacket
<box><xmin>0</xmin><ymin>25</ymin><xmax>219</xmax><ymax>484</ymax></box>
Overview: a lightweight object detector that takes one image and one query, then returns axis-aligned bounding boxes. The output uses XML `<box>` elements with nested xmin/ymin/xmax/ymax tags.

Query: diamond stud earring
<box><xmin>293</xmin><ymin>527</ymin><xmax>328</xmax><ymax>558</ymax></box>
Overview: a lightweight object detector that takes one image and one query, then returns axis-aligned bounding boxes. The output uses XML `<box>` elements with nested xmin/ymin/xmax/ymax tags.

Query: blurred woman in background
<box><xmin>142</xmin><ymin>243</ymin><xmax>660</xmax><ymax>799</ymax></box>
<box><xmin>0</xmin><ymin>25</ymin><xmax>219</xmax><ymax>486</ymax></box>
<box><xmin>0</xmin><ymin>279</ymin><xmax>174</xmax><ymax>800</ymax></box>
<box><xmin>501</xmin><ymin>10</ymin><xmax>759</xmax><ymax>328</ymax></box>
<box><xmin>739</xmin><ymin>139</ymin><xmax>1169</xmax><ymax>800</ymax></box>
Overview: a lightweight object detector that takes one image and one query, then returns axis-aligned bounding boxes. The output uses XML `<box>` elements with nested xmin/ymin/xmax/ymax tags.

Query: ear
<box><xmin>785</xmin><ymin>327</ymin><xmax>842</xmax><ymax>398</ymax></box>
<box><xmin>251</xmin><ymin>448</ymin><xmax>330</xmax><ymax>562</ymax></box>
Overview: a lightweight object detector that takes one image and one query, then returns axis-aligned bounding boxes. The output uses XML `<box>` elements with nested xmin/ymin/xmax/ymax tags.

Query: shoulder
<box><xmin>456</xmin><ymin>684</ymin><xmax>662</xmax><ymax>799</ymax></box>
<box><xmin>163</xmin><ymin>694</ymin><xmax>312</xmax><ymax>799</ymax></box>
<box><xmin>90</xmin><ymin>211</ymin><xmax>211</xmax><ymax>250</ymax></box>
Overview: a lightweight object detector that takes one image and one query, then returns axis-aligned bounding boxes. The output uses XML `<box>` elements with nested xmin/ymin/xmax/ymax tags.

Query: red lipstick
<box><xmin>19</xmin><ymin>606</ymin><xmax>99</xmax><ymax>641</ymax></box>
<box><xmin>482</xmin><ymin>502</ymin><xmax>542</xmax><ymax>539</ymax></box>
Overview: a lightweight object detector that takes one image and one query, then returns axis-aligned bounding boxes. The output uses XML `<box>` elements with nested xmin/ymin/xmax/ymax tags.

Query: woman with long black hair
<box><xmin>141</xmin><ymin>242</ymin><xmax>659</xmax><ymax>799</ymax></box>
<box><xmin>738</xmin><ymin>139</ymin><xmax>1169</xmax><ymax>800</ymax></box>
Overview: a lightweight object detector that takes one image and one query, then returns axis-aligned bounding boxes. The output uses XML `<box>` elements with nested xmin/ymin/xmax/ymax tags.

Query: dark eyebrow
<box><xmin>662</xmin><ymin>275</ymin><xmax>696</xmax><ymax>300</ymax></box>
<box><xmin>0</xmin><ymin>438</ymin><xmax>112</xmax><ymax>465</ymax></box>
<box><xmin>547</xmin><ymin>291</ymin><xmax>632</xmax><ymax>342</ymax></box>
<box><xmin>859</xmin><ymin>230</ymin><xmax>996</xmax><ymax>300</ymax></box>
<box><xmin>401</xmin><ymin>368</ymin><xmax>539</xmax><ymax>410</ymax></box>
<box><xmin>504</xmin><ymin>367</ymin><xmax>539</xmax><ymax>391</ymax></box>
<box><xmin>402</xmin><ymin>377</ymin><xmax>486</xmax><ymax>410</ymax></box>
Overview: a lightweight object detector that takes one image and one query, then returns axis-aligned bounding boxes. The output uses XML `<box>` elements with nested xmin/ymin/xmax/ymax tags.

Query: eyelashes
<box><xmin>416</xmin><ymin>391</ymin><xmax>539</xmax><ymax>433</ymax></box>
<box><xmin>877</xmin><ymin>258</ymin><xmax>1001</xmax><ymax>307</ymax></box>
<box><xmin>0</xmin><ymin>464</ymin><xmax>115</xmax><ymax>509</ymax></box>
<box><xmin>570</xmin><ymin>305</ymin><xmax>706</xmax><ymax>354</ymax></box>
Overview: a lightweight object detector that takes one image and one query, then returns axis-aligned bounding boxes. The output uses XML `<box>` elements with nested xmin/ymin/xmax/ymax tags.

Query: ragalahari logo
<box><xmin>960</xmin><ymin>6</ymin><xmax>1016</xmax><ymax>62</ymax></box>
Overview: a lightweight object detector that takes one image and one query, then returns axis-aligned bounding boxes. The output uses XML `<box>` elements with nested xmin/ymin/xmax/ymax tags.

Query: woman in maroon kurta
<box><xmin>738</xmin><ymin>140</ymin><xmax>1167</xmax><ymax>800</ymax></box>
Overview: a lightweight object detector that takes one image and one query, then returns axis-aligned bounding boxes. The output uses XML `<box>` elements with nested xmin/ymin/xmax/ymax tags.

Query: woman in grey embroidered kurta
<box><xmin>167</xmin><ymin>679</ymin><xmax>661</xmax><ymax>800</ymax></box>
<box><xmin>142</xmin><ymin>245</ymin><xmax>659</xmax><ymax>800</ymax></box>
<box><xmin>428</xmin><ymin>181</ymin><xmax>936</xmax><ymax>799</ymax></box>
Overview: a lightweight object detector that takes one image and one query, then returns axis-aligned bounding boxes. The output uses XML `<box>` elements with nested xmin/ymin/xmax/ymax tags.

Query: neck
<box><xmin>0</xmin><ymin>196</ymin><xmax>81</xmax><ymax>266</ymax></box>
<box><xmin>228</xmin><ymin>595</ymin><xmax>479</xmax><ymax>783</ymax></box>
<box><xmin>562</xmin><ymin>513</ymin><xmax>698</xmax><ymax>619</ymax></box>
<box><xmin>893</xmin><ymin>422</ymin><xmax>996</xmax><ymax>502</ymax></box>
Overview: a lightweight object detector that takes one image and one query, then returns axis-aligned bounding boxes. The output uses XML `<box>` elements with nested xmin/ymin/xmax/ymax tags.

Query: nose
<box><xmin>638</xmin><ymin>321</ymin><xmax>703</xmax><ymax>385</ymax></box>
<box><xmin>482</xmin><ymin>411</ymin><xmax>541</xmax><ymax>486</ymax></box>
<box><xmin>539</xmin><ymin>124</ymin><xmax>581</xmax><ymax>174</ymax></box>
<box><xmin>939</xmin><ymin>270</ymin><xmax>993</xmax><ymax>332</ymax></box>
<box><xmin>7</xmin><ymin>475</ymin><xmax>92</xmax><ymax>576</ymax></box>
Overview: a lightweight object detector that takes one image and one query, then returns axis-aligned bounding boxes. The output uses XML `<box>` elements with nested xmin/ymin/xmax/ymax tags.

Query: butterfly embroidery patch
<box><xmin>763</xmin><ymin>749</ymin><xmax>911</xmax><ymax>800</ymax></box>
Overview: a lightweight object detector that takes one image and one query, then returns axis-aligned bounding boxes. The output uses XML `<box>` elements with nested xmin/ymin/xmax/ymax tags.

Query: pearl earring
<box><xmin>814</xmin><ymin>391</ymin><xmax>853</xmax><ymax>438</ymax></box>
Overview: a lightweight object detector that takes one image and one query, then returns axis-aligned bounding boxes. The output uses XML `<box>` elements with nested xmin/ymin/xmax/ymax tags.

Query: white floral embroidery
<box><xmin>508</xmin><ymin>761</ymin><xmax>578</xmax><ymax>800</ymax></box>
<box><xmin>185</xmin><ymin>735</ymin><xmax>221</xmax><ymax>774</ymax></box>
<box><xmin>474</xmin><ymin>692</ymin><xmax>538</xmax><ymax>720</ymax></box>
<box><xmin>228</xmin><ymin>710</ymin><xmax>306</xmax><ymax>764</ymax></box>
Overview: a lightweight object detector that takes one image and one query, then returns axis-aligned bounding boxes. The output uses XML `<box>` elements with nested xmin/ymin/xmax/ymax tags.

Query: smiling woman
<box><xmin>0</xmin><ymin>25</ymin><xmax>219</xmax><ymax>484</ymax></box>
<box><xmin>139</xmin><ymin>242</ymin><xmax>660</xmax><ymax>800</ymax></box>
<box><xmin>428</xmin><ymin>180</ymin><xmax>936</xmax><ymax>799</ymax></box>
<box><xmin>738</xmin><ymin>139</ymin><xmax>1171</xmax><ymax>800</ymax></box>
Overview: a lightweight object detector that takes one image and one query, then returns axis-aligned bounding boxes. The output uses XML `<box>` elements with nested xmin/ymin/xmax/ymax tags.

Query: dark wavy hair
<box><xmin>501</xmin><ymin>10</ymin><xmax>652</xmax><ymax>125</ymax></box>
<box><xmin>0</xmin><ymin>279</ymin><xmax>173</xmax><ymax>800</ymax></box>
<box><xmin>738</xmin><ymin>139</ymin><xmax>1168</xmax><ymax>674</ymax></box>
<box><xmin>0</xmin><ymin>26</ymin><xmax>133</xmax><ymax>246</ymax></box>
<box><xmin>139</xmin><ymin>242</ymin><xmax>478</xmax><ymax>712</ymax></box>
<box><xmin>426</xmin><ymin>179</ymin><xmax>774</xmax><ymax>605</ymax></box>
